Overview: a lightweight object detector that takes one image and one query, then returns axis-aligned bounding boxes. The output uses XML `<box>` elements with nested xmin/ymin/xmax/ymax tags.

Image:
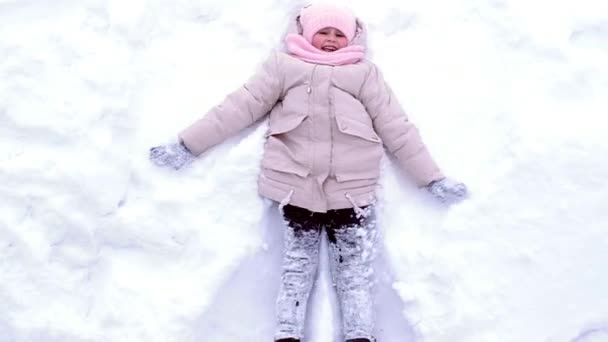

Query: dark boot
<box><xmin>346</xmin><ymin>339</ymin><xmax>373</xmax><ymax>342</ymax></box>
<box><xmin>276</xmin><ymin>339</ymin><xmax>300</xmax><ymax>342</ymax></box>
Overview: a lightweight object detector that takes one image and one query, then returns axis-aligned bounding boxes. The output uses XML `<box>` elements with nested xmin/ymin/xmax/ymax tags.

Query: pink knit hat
<box><xmin>299</xmin><ymin>4</ymin><xmax>357</xmax><ymax>43</ymax></box>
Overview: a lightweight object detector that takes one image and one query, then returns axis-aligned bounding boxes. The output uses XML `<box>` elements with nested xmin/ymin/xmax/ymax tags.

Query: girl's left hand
<box><xmin>426</xmin><ymin>178</ymin><xmax>468</xmax><ymax>203</ymax></box>
<box><xmin>149</xmin><ymin>141</ymin><xmax>194</xmax><ymax>170</ymax></box>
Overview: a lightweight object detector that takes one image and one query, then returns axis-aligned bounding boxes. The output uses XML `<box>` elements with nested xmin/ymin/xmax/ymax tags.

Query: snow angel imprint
<box><xmin>150</xmin><ymin>3</ymin><xmax>468</xmax><ymax>342</ymax></box>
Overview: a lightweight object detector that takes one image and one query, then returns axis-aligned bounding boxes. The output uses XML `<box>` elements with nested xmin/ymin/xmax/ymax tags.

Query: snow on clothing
<box><xmin>179</xmin><ymin>51</ymin><xmax>444</xmax><ymax>213</ymax></box>
<box><xmin>276</xmin><ymin>205</ymin><xmax>376</xmax><ymax>341</ymax></box>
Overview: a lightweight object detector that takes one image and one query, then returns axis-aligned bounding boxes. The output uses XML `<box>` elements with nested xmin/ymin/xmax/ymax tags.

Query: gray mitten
<box><xmin>427</xmin><ymin>177</ymin><xmax>468</xmax><ymax>203</ymax></box>
<box><xmin>149</xmin><ymin>141</ymin><xmax>194</xmax><ymax>170</ymax></box>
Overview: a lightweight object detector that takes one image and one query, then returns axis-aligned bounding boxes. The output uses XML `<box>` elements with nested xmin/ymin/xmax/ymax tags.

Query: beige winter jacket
<box><xmin>179</xmin><ymin>50</ymin><xmax>444</xmax><ymax>212</ymax></box>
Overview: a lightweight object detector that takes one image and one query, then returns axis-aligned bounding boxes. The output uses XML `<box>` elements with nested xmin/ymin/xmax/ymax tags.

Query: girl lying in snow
<box><xmin>150</xmin><ymin>3</ymin><xmax>467</xmax><ymax>341</ymax></box>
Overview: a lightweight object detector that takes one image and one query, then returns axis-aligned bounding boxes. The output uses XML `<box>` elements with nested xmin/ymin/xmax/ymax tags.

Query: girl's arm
<box><xmin>358</xmin><ymin>63</ymin><xmax>444</xmax><ymax>187</ymax></box>
<box><xmin>179</xmin><ymin>53</ymin><xmax>283</xmax><ymax>156</ymax></box>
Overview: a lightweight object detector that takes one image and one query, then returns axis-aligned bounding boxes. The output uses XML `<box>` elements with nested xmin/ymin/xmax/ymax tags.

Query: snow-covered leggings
<box><xmin>275</xmin><ymin>204</ymin><xmax>376</xmax><ymax>341</ymax></box>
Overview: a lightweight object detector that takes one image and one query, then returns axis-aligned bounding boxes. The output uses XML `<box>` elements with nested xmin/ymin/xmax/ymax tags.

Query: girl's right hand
<box><xmin>149</xmin><ymin>141</ymin><xmax>194</xmax><ymax>170</ymax></box>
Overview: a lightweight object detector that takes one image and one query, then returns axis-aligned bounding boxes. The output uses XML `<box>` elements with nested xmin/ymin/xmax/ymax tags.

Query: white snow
<box><xmin>1</xmin><ymin>0</ymin><xmax>607</xmax><ymax>341</ymax></box>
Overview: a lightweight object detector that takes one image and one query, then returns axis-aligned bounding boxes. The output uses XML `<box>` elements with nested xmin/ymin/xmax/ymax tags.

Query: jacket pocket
<box><xmin>262</xmin><ymin>158</ymin><xmax>310</xmax><ymax>178</ymax></box>
<box><xmin>335</xmin><ymin>169</ymin><xmax>379</xmax><ymax>182</ymax></box>
<box><xmin>261</xmin><ymin>161</ymin><xmax>310</xmax><ymax>191</ymax></box>
<box><xmin>332</xmin><ymin>114</ymin><xmax>383</xmax><ymax>182</ymax></box>
<box><xmin>328</xmin><ymin>168</ymin><xmax>379</xmax><ymax>195</ymax></box>
<box><xmin>266</xmin><ymin>112</ymin><xmax>308</xmax><ymax>137</ymax></box>
<box><xmin>335</xmin><ymin>114</ymin><xmax>381</xmax><ymax>143</ymax></box>
<box><xmin>262</xmin><ymin>111</ymin><xmax>310</xmax><ymax>185</ymax></box>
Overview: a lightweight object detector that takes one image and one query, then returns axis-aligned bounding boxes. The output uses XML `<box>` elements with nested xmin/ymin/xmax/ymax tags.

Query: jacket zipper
<box><xmin>309</xmin><ymin>65</ymin><xmax>318</xmax><ymax>206</ymax></box>
<box><xmin>328</xmin><ymin>67</ymin><xmax>335</xmax><ymax>178</ymax></box>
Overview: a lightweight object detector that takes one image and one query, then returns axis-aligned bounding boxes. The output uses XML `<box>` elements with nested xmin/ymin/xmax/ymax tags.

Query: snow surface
<box><xmin>1</xmin><ymin>0</ymin><xmax>608</xmax><ymax>341</ymax></box>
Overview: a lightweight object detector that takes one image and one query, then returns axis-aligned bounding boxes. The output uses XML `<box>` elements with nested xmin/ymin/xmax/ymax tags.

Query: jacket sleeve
<box><xmin>179</xmin><ymin>53</ymin><xmax>283</xmax><ymax>156</ymax></box>
<box><xmin>358</xmin><ymin>63</ymin><xmax>444</xmax><ymax>186</ymax></box>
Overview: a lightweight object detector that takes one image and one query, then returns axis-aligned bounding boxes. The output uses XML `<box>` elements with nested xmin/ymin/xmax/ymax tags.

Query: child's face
<box><xmin>311</xmin><ymin>27</ymin><xmax>349</xmax><ymax>52</ymax></box>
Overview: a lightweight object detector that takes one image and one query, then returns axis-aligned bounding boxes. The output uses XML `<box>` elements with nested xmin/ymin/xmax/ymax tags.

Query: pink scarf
<box><xmin>285</xmin><ymin>34</ymin><xmax>365</xmax><ymax>66</ymax></box>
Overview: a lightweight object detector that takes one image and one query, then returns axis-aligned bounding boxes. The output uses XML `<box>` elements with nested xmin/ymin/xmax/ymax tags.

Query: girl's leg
<box><xmin>274</xmin><ymin>205</ymin><xmax>322</xmax><ymax>341</ymax></box>
<box><xmin>326</xmin><ymin>207</ymin><xmax>376</xmax><ymax>341</ymax></box>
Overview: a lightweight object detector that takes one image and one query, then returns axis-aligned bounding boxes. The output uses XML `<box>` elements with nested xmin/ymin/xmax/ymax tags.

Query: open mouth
<box><xmin>321</xmin><ymin>46</ymin><xmax>337</xmax><ymax>52</ymax></box>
